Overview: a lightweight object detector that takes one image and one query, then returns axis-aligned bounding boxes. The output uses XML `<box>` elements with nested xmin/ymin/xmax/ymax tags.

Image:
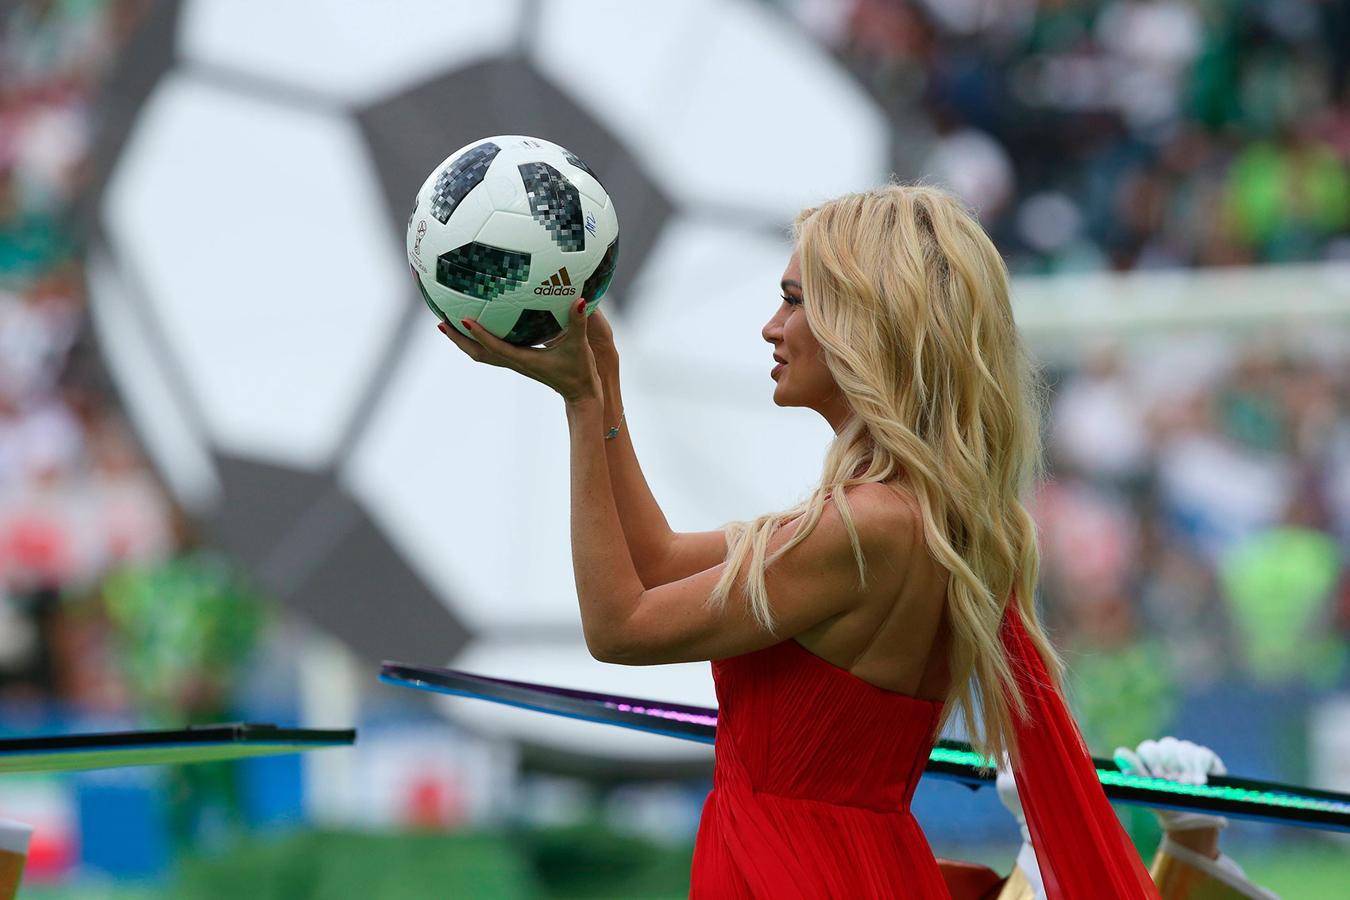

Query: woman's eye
<box><xmin>780</xmin><ymin>294</ymin><xmax>801</xmax><ymax>306</ymax></box>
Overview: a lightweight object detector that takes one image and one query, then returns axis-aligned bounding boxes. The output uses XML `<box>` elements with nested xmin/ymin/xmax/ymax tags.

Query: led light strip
<box><xmin>381</xmin><ymin>661</ymin><xmax>1350</xmax><ymax>832</ymax></box>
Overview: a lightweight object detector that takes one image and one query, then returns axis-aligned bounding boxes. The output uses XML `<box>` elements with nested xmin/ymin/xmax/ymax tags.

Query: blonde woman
<box><xmin>441</xmin><ymin>182</ymin><xmax>1157</xmax><ymax>898</ymax></box>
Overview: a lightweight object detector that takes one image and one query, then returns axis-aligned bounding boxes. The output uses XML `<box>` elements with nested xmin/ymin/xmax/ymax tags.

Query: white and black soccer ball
<box><xmin>407</xmin><ymin>135</ymin><xmax>619</xmax><ymax>346</ymax></box>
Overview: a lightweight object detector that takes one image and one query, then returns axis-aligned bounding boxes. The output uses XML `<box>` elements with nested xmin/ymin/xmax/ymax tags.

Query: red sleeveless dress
<box><xmin>689</xmin><ymin>636</ymin><xmax>951</xmax><ymax>898</ymax></box>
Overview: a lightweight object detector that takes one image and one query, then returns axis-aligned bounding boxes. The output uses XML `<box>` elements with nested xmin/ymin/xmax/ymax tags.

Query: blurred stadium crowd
<box><xmin>0</xmin><ymin>0</ymin><xmax>1347</xmax><ymax>880</ymax></box>
<box><xmin>784</xmin><ymin>0</ymin><xmax>1350</xmax><ymax>272</ymax></box>
<box><xmin>0</xmin><ymin>4</ymin><xmax>277</xmax><ymax>878</ymax></box>
<box><xmin>0</xmin><ymin>0</ymin><xmax>182</xmax><ymax>720</ymax></box>
<box><xmin>1036</xmin><ymin>341</ymin><xmax>1350</xmax><ymax>756</ymax></box>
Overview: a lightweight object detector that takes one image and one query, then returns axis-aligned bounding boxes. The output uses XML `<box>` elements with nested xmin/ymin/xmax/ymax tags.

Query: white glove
<box><xmin>1113</xmin><ymin>736</ymin><xmax>1229</xmax><ymax>833</ymax></box>
<box><xmin>995</xmin><ymin>765</ymin><xmax>1046</xmax><ymax>900</ymax></box>
<box><xmin>995</xmin><ymin>765</ymin><xmax>1031</xmax><ymax>844</ymax></box>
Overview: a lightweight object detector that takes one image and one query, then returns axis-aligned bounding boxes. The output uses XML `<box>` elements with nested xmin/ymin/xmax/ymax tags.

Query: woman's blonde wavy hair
<box><xmin>705</xmin><ymin>181</ymin><xmax>1061</xmax><ymax>765</ymax></box>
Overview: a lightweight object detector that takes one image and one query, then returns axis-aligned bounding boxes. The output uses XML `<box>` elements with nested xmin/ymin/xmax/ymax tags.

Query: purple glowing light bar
<box><xmin>604</xmin><ymin>701</ymin><xmax>718</xmax><ymax>728</ymax></box>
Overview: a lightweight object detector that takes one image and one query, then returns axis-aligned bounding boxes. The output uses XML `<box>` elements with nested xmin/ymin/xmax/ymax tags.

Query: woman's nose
<box><xmin>762</xmin><ymin>316</ymin><xmax>783</xmax><ymax>345</ymax></box>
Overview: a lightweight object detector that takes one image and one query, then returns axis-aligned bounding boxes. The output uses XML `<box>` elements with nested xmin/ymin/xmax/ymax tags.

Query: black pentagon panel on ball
<box><xmin>429</xmin><ymin>141</ymin><xmax>500</xmax><ymax>224</ymax></box>
<box><xmin>582</xmin><ymin>236</ymin><xmax>619</xmax><ymax>303</ymax></box>
<box><xmin>562</xmin><ymin>148</ymin><xmax>599</xmax><ymax>182</ymax></box>
<box><xmin>504</xmin><ymin>308</ymin><xmax>564</xmax><ymax>346</ymax></box>
<box><xmin>436</xmin><ymin>241</ymin><xmax>531</xmax><ymax>302</ymax></box>
<box><xmin>518</xmin><ymin>162</ymin><xmax>586</xmax><ymax>253</ymax></box>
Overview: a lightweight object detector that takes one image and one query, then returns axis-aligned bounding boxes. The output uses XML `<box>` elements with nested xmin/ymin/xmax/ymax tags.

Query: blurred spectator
<box><xmin>1222</xmin><ymin>125</ymin><xmax>1350</xmax><ymax>260</ymax></box>
<box><xmin>1095</xmin><ymin>0</ymin><xmax>1203</xmax><ymax>132</ymax></box>
<box><xmin>1154</xmin><ymin>414</ymin><xmax>1292</xmax><ymax>566</ymax></box>
<box><xmin>1034</xmin><ymin>478</ymin><xmax>1138</xmax><ymax>603</ymax></box>
<box><xmin>102</xmin><ymin>547</ymin><xmax>264</xmax><ymax>735</ymax></box>
<box><xmin>1062</xmin><ymin>587</ymin><xmax>1179</xmax><ymax>756</ymax></box>
<box><xmin>1135</xmin><ymin>538</ymin><xmax>1230</xmax><ymax>688</ymax></box>
<box><xmin>1047</xmin><ymin>341</ymin><xmax>1149</xmax><ymax>485</ymax></box>
<box><xmin>101</xmin><ymin>517</ymin><xmax>268</xmax><ymax>850</ymax></box>
<box><xmin>920</xmin><ymin>115</ymin><xmax>1016</xmax><ymax>223</ymax></box>
<box><xmin>1218</xmin><ymin>506</ymin><xmax>1345</xmax><ymax>688</ymax></box>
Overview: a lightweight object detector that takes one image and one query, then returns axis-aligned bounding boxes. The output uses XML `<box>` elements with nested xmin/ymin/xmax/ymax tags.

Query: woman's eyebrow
<box><xmin>781</xmin><ymin>279</ymin><xmax>802</xmax><ymax>290</ymax></box>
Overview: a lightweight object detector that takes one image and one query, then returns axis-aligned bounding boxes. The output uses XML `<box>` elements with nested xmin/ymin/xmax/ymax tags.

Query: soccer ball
<box><xmin>407</xmin><ymin>135</ymin><xmax>619</xmax><ymax>346</ymax></box>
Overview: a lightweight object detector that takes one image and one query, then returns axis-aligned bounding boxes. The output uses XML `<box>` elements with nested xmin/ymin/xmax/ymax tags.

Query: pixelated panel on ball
<box><xmin>435</xmin><ymin>242</ymin><xmax>531</xmax><ymax>303</ymax></box>
<box><xmin>519</xmin><ymin>161</ymin><xmax>586</xmax><ymax>252</ymax></box>
<box><xmin>430</xmin><ymin>142</ymin><xmax>501</xmax><ymax>223</ymax></box>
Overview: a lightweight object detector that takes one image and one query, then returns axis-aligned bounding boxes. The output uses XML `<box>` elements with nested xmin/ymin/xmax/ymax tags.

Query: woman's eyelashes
<box><xmin>780</xmin><ymin>293</ymin><xmax>801</xmax><ymax>307</ymax></box>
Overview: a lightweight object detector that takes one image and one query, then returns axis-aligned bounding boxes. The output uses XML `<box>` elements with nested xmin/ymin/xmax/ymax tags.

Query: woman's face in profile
<box><xmin>763</xmin><ymin>250</ymin><xmax>850</xmax><ymax>431</ymax></box>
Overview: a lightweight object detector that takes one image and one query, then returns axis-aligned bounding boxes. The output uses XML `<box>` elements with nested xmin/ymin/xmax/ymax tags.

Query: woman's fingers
<box><xmin>438</xmin><ymin>321</ymin><xmax>492</xmax><ymax>364</ymax></box>
<box><xmin>586</xmin><ymin>306</ymin><xmax>614</xmax><ymax>341</ymax></box>
<box><xmin>434</xmin><ymin>302</ymin><xmax>597</xmax><ymax>402</ymax></box>
<box><xmin>459</xmin><ymin>317</ymin><xmax>536</xmax><ymax>371</ymax></box>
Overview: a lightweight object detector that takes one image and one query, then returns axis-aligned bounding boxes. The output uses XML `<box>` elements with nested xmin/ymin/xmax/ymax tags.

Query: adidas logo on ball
<box><xmin>534</xmin><ymin>267</ymin><xmax>577</xmax><ymax>296</ymax></box>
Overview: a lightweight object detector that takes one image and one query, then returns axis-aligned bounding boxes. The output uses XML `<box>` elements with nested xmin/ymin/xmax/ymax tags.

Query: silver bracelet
<box><xmin>604</xmin><ymin>409</ymin><xmax>625</xmax><ymax>440</ymax></box>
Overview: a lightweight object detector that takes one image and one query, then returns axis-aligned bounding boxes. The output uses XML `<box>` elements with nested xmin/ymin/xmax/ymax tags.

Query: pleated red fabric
<box><xmin>689</xmin><ymin>637</ymin><xmax>951</xmax><ymax>898</ymax></box>
<box><xmin>1001</xmin><ymin>602</ymin><xmax>1160</xmax><ymax>900</ymax></box>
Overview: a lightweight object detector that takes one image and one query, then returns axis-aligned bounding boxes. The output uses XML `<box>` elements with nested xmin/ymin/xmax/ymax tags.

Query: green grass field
<box><xmin>18</xmin><ymin>826</ymin><xmax>1350</xmax><ymax>899</ymax></box>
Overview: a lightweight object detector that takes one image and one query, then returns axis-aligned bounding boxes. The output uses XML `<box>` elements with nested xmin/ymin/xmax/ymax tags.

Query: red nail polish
<box><xmin>461</xmin><ymin>318</ymin><xmax>472</xmax><ymax>330</ymax></box>
<box><xmin>576</xmin><ymin>299</ymin><xmax>586</xmax><ymax>314</ymax></box>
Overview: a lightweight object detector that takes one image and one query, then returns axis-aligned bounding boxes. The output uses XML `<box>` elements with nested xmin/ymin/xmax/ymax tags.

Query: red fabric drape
<box><xmin>1000</xmin><ymin>601</ymin><xmax>1160</xmax><ymax>900</ymax></box>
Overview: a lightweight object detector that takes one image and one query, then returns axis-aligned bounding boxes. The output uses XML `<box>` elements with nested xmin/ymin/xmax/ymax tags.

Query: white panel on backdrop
<box><xmin>631</xmin><ymin>385</ymin><xmax>836</xmax><ymax>531</ymax></box>
<box><xmin>621</xmin><ymin>218</ymin><xmax>838</xmax><ymax>524</ymax></box>
<box><xmin>180</xmin><ymin>0</ymin><xmax>524</xmax><ymax>106</ymax></box>
<box><xmin>624</xmin><ymin>218</ymin><xmax>796</xmax><ymax>376</ymax></box>
<box><xmin>340</xmin><ymin>319</ymin><xmax>579</xmax><ymax>632</ymax></box>
<box><xmin>531</xmin><ymin>0</ymin><xmax>889</xmax><ymax>220</ymax></box>
<box><xmin>103</xmin><ymin>74</ymin><xmax>405</xmax><ymax>469</ymax></box>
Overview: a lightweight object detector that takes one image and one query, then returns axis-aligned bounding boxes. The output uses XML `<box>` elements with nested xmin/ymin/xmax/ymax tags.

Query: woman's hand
<box><xmin>586</xmin><ymin>306</ymin><xmax>619</xmax><ymax>364</ymax></box>
<box><xmin>439</xmin><ymin>298</ymin><xmax>602</xmax><ymax>404</ymax></box>
<box><xmin>587</xmin><ymin>307</ymin><xmax>621</xmax><ymax>386</ymax></box>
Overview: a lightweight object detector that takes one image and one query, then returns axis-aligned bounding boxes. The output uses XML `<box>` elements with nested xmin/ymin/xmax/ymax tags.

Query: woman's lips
<box><xmin>771</xmin><ymin>363</ymin><xmax>786</xmax><ymax>378</ymax></box>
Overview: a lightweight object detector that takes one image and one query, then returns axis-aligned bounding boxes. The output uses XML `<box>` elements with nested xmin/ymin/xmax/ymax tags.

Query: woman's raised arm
<box><xmin>591</xmin><ymin>312</ymin><xmax>728</xmax><ymax>589</ymax></box>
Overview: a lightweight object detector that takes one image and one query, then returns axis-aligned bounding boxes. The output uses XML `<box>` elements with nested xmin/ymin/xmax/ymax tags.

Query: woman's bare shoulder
<box><xmin>832</xmin><ymin>481</ymin><xmax>924</xmax><ymax>550</ymax></box>
<box><xmin>838</xmin><ymin>479</ymin><xmax>922</xmax><ymax>518</ymax></box>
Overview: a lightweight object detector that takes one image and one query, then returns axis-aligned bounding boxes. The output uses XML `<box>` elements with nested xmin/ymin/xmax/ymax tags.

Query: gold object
<box><xmin>1149</xmin><ymin>839</ymin><xmax>1270</xmax><ymax>900</ymax></box>
<box><xmin>994</xmin><ymin>864</ymin><xmax>1036</xmax><ymax>899</ymax></box>
<box><xmin>992</xmin><ymin>841</ymin><xmax>1268</xmax><ymax>900</ymax></box>
<box><xmin>0</xmin><ymin>819</ymin><xmax>32</xmax><ymax>900</ymax></box>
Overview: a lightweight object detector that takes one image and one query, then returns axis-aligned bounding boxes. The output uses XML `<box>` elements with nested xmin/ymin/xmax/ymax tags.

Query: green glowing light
<box><xmin>924</xmin><ymin>745</ymin><xmax>1350</xmax><ymax>816</ymax></box>
<box><xmin>929</xmin><ymin>746</ymin><xmax>993</xmax><ymax>768</ymax></box>
<box><xmin>1096</xmin><ymin>770</ymin><xmax>1348</xmax><ymax>814</ymax></box>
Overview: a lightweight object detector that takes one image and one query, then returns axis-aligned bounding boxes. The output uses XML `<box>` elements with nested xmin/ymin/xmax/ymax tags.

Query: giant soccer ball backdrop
<box><xmin>84</xmin><ymin>0</ymin><xmax>889</xmax><ymax>765</ymax></box>
<box><xmin>407</xmin><ymin>135</ymin><xmax>620</xmax><ymax>346</ymax></box>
